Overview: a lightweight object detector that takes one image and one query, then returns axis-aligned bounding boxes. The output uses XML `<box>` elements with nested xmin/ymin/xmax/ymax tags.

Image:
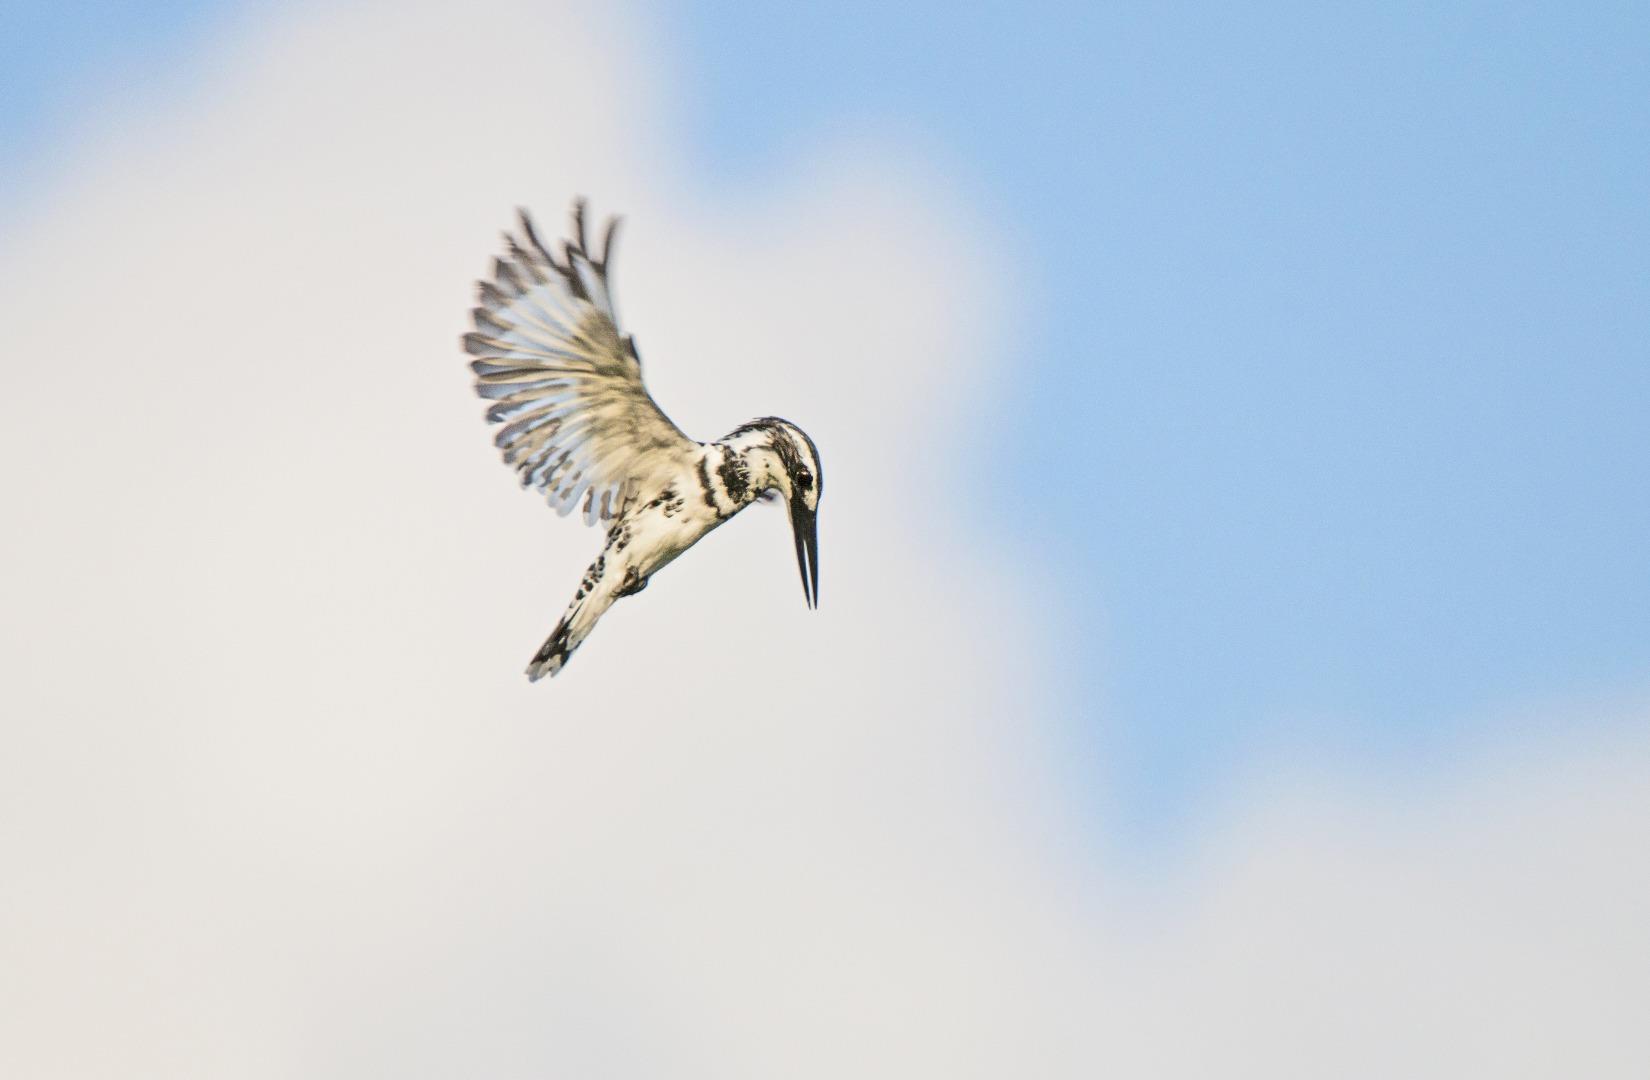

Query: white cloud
<box><xmin>1</xmin><ymin>2</ymin><xmax>1646</xmax><ymax>1077</ymax></box>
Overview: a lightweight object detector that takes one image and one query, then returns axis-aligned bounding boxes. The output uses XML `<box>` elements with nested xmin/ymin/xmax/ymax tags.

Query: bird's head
<box><xmin>727</xmin><ymin>417</ymin><xmax>823</xmax><ymax>609</ymax></box>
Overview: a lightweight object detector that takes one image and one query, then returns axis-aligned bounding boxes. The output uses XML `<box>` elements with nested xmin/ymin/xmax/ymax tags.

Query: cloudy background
<box><xmin>2</xmin><ymin>1</ymin><xmax>1647</xmax><ymax>1075</ymax></box>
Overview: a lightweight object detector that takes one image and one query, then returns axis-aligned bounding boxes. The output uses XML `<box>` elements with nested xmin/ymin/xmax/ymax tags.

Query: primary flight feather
<box><xmin>464</xmin><ymin>200</ymin><xmax>823</xmax><ymax>680</ymax></box>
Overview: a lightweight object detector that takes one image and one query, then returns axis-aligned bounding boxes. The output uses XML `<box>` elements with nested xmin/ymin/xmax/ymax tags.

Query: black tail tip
<box><xmin>526</xmin><ymin>623</ymin><xmax>573</xmax><ymax>681</ymax></box>
<box><xmin>525</xmin><ymin>651</ymin><xmax>565</xmax><ymax>681</ymax></box>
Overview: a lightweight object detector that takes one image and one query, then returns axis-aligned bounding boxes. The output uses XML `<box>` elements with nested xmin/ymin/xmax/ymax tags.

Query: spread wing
<box><xmin>465</xmin><ymin>201</ymin><xmax>698</xmax><ymax>524</ymax></box>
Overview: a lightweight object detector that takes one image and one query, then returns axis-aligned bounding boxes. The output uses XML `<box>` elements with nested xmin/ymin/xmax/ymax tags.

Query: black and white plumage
<box><xmin>464</xmin><ymin>200</ymin><xmax>823</xmax><ymax>680</ymax></box>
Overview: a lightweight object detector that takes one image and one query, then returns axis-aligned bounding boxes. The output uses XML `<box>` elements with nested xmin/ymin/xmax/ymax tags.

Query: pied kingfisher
<box><xmin>464</xmin><ymin>200</ymin><xmax>823</xmax><ymax>680</ymax></box>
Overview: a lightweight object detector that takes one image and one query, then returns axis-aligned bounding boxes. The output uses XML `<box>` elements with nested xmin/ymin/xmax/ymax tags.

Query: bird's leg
<box><xmin>614</xmin><ymin>566</ymin><xmax>649</xmax><ymax>598</ymax></box>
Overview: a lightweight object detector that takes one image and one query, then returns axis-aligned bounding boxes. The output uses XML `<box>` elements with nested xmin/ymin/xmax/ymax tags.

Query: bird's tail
<box><xmin>525</xmin><ymin>558</ymin><xmax>620</xmax><ymax>680</ymax></box>
<box><xmin>526</xmin><ymin>599</ymin><xmax>608</xmax><ymax>680</ymax></box>
<box><xmin>526</xmin><ymin>604</ymin><xmax>588</xmax><ymax>680</ymax></box>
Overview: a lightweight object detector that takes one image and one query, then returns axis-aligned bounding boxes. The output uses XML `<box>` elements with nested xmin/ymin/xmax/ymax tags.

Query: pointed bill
<box><xmin>790</xmin><ymin>499</ymin><xmax>819</xmax><ymax>609</ymax></box>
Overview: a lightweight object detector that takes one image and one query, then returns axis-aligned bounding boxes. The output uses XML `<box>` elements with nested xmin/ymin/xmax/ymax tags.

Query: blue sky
<box><xmin>663</xmin><ymin>1</ymin><xmax>1650</xmax><ymax>828</ymax></box>
<box><xmin>1</xmin><ymin>1</ymin><xmax>216</xmax><ymax>197</ymax></box>
<box><xmin>7</xmin><ymin>0</ymin><xmax>1647</xmax><ymax>835</ymax></box>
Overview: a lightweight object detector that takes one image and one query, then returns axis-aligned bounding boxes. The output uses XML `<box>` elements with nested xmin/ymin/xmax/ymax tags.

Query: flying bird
<box><xmin>464</xmin><ymin>200</ymin><xmax>823</xmax><ymax>680</ymax></box>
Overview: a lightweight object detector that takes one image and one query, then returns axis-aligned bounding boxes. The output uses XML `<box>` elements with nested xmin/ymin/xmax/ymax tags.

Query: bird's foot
<box><xmin>614</xmin><ymin>567</ymin><xmax>649</xmax><ymax>598</ymax></box>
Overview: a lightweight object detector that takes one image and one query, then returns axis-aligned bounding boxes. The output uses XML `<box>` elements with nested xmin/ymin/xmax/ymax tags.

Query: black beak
<box><xmin>789</xmin><ymin>498</ymin><xmax>819</xmax><ymax>609</ymax></box>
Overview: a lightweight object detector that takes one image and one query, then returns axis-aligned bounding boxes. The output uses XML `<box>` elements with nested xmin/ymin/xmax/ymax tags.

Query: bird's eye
<box><xmin>796</xmin><ymin>469</ymin><xmax>813</xmax><ymax>490</ymax></box>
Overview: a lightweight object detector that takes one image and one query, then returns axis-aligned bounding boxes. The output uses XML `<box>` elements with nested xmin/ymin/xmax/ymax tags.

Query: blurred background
<box><xmin>2</xmin><ymin>1</ymin><xmax>1646</xmax><ymax>1075</ymax></box>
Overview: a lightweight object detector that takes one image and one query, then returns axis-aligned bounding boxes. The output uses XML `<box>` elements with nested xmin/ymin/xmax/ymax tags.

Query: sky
<box><xmin>661</xmin><ymin>1</ymin><xmax>1650</xmax><ymax>824</ymax></box>
<box><xmin>1</xmin><ymin>1</ymin><xmax>1647</xmax><ymax>1075</ymax></box>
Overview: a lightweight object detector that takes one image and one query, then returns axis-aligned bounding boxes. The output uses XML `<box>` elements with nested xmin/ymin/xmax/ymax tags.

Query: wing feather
<box><xmin>466</xmin><ymin>200</ymin><xmax>698</xmax><ymax>523</ymax></box>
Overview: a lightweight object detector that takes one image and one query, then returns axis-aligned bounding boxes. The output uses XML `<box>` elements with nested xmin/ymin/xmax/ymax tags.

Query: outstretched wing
<box><xmin>465</xmin><ymin>201</ymin><xmax>698</xmax><ymax>524</ymax></box>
